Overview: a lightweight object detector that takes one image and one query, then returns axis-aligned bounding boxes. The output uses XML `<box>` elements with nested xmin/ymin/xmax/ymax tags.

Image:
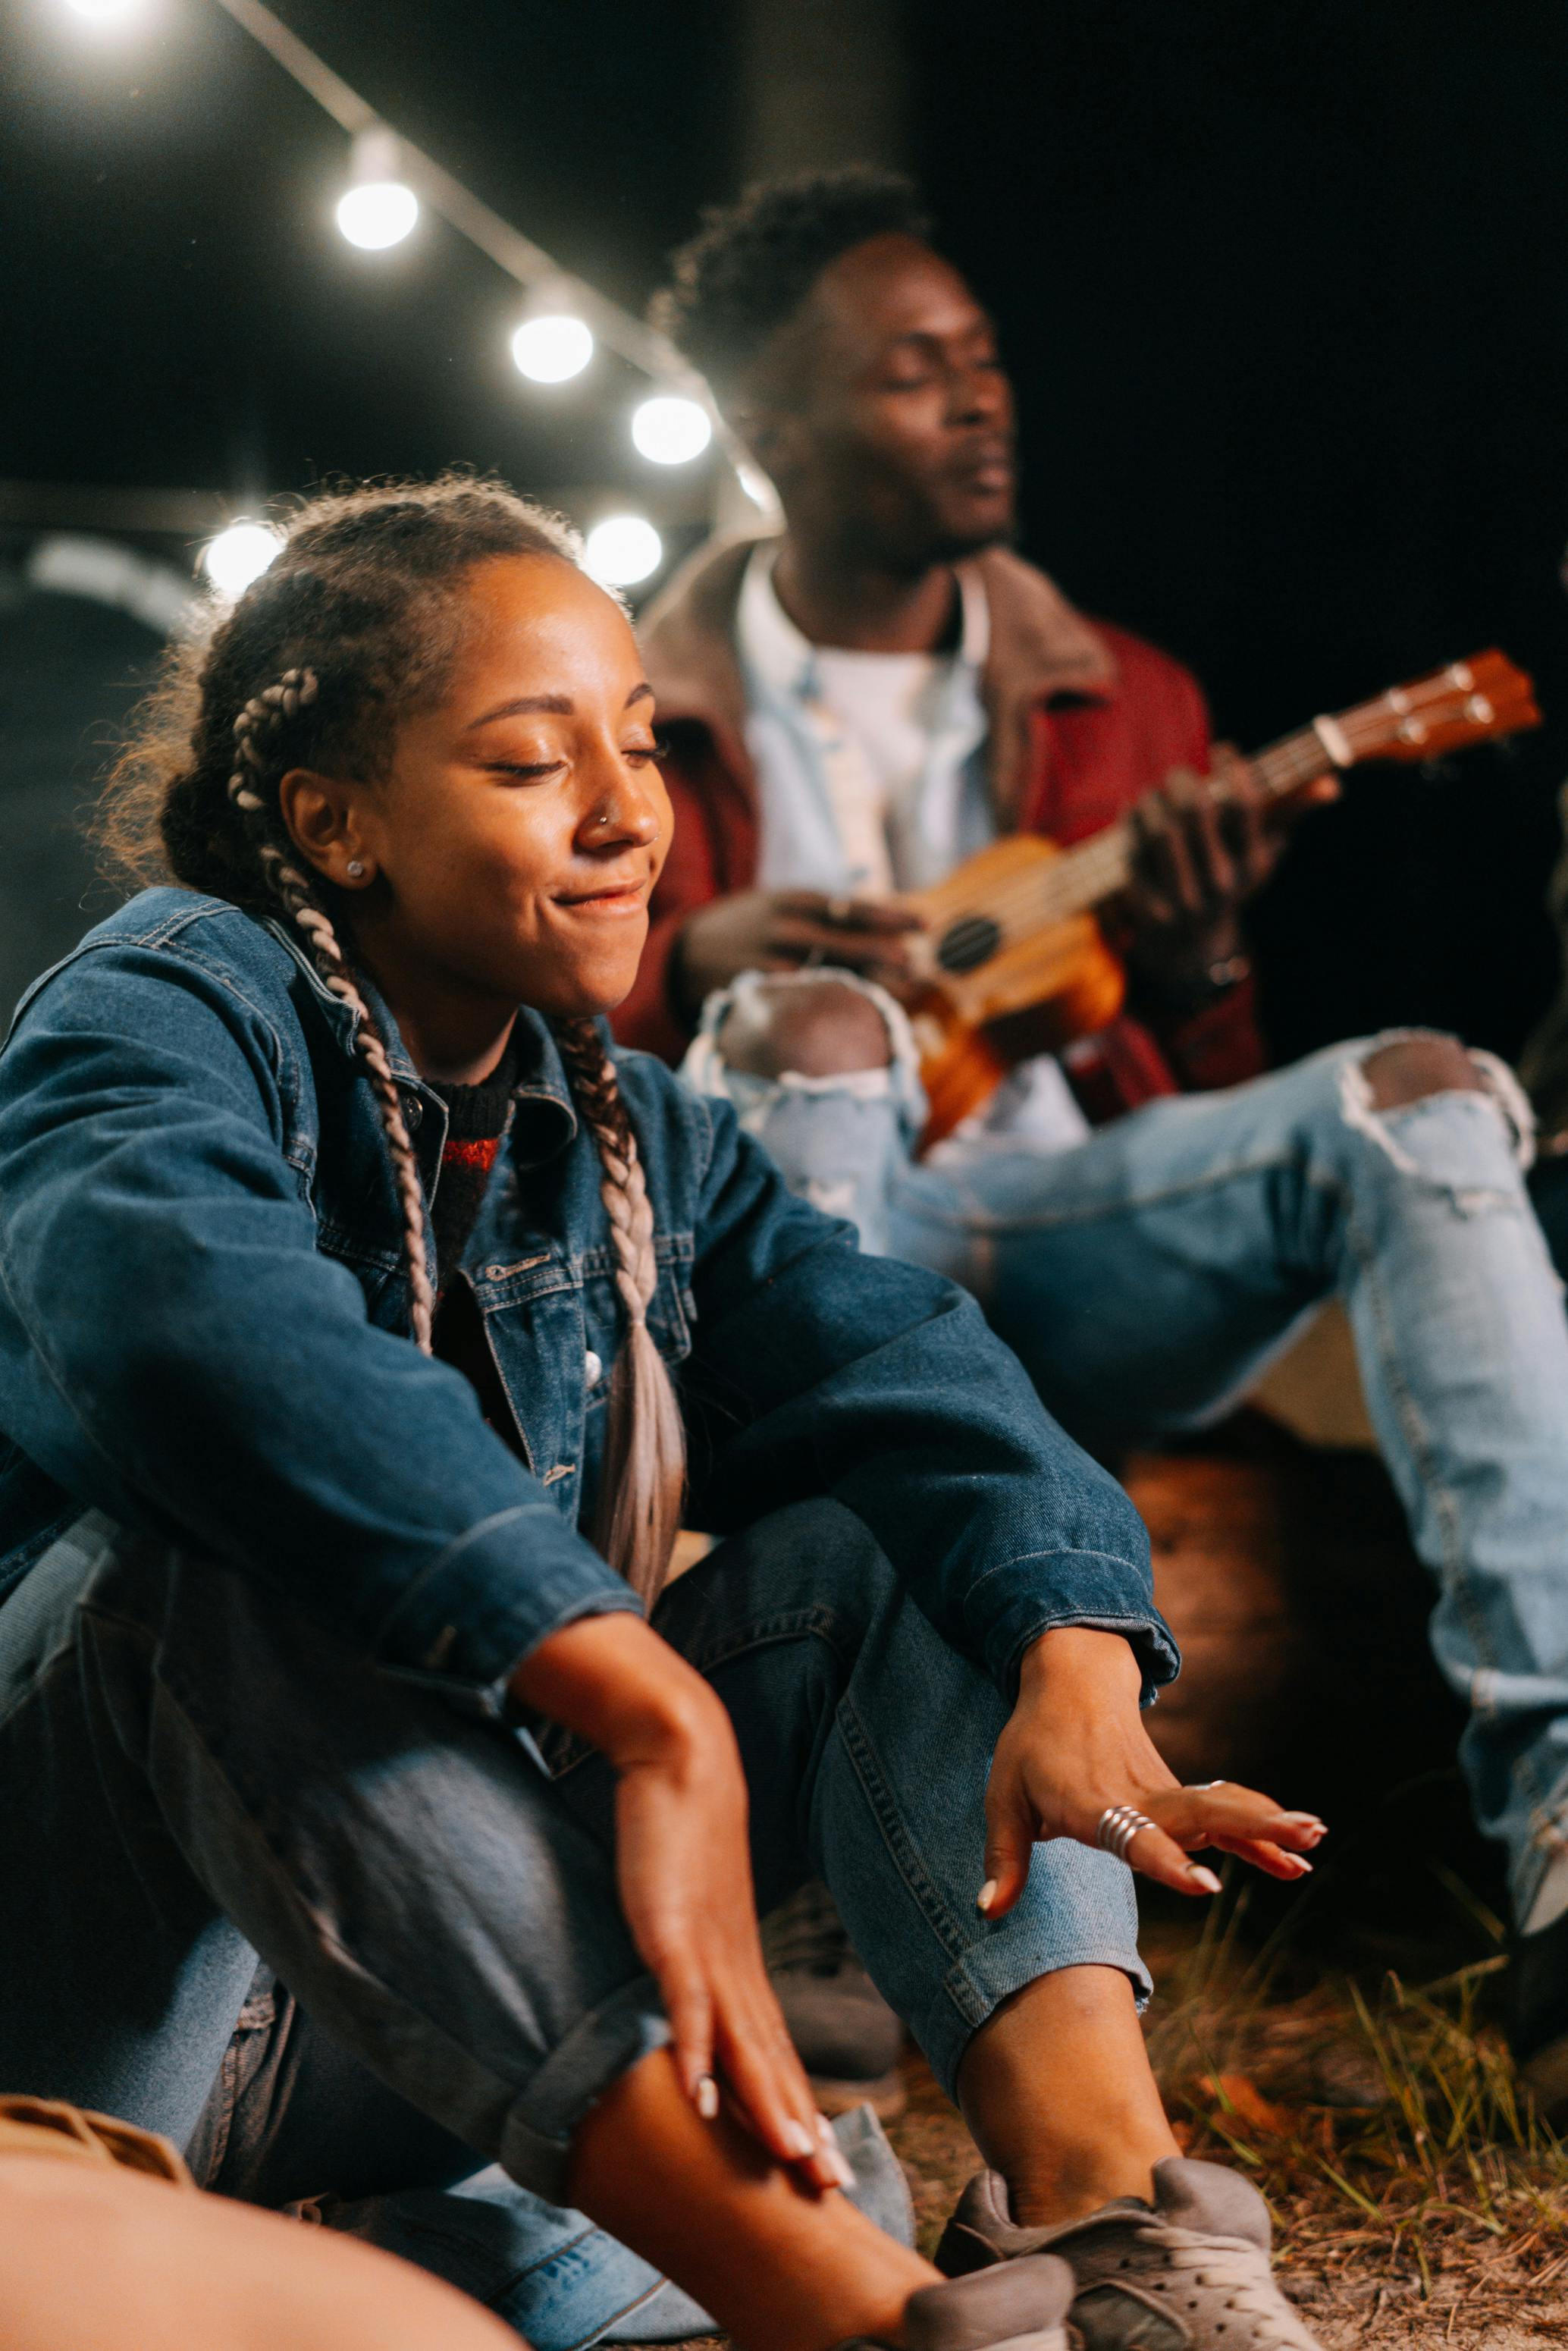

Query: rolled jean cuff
<box><xmin>498</xmin><ymin>1972</ymin><xmax>671</xmax><ymax>2202</ymax></box>
<box><xmin>922</xmin><ymin>1852</ymin><xmax>1151</xmax><ymax>2104</ymax></box>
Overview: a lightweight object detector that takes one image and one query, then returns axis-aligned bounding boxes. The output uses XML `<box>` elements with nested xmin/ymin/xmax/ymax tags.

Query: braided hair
<box><xmin>97</xmin><ymin>476</ymin><xmax>685</xmax><ymax>1600</ymax></box>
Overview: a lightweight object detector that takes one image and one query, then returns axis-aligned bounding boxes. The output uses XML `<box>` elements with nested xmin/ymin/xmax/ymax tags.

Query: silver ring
<box><xmin>1097</xmin><ymin>1803</ymin><xmax>1156</xmax><ymax>1862</ymax></box>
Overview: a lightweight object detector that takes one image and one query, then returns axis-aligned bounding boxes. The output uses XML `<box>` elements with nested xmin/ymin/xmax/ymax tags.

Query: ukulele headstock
<box><xmin>1336</xmin><ymin>649</ymin><xmax>1539</xmax><ymax>767</ymax></box>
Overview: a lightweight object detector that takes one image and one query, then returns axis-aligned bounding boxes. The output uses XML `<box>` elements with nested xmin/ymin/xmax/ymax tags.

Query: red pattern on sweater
<box><xmin>441</xmin><ymin>1137</ymin><xmax>502</xmax><ymax>1177</ymax></box>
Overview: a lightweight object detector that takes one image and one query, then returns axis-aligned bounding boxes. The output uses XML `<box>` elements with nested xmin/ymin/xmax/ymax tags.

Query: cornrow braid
<box><xmin>553</xmin><ymin>1016</ymin><xmax>686</xmax><ymax>1606</ymax></box>
<box><xmin>101</xmin><ymin>473</ymin><xmax>688</xmax><ymax>1604</ymax></box>
<box><xmin>226</xmin><ymin>667</ymin><xmax>437</xmax><ymax>1353</ymax></box>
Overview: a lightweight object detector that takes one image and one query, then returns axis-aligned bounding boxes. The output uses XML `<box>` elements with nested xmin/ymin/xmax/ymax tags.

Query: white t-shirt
<box><xmin>735</xmin><ymin>545</ymin><xmax>1090</xmax><ymax>1153</ymax></box>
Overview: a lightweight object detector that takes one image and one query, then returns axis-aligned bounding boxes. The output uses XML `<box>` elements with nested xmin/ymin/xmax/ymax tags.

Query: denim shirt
<box><xmin>0</xmin><ymin>890</ymin><xmax>1175</xmax><ymax>1709</ymax></box>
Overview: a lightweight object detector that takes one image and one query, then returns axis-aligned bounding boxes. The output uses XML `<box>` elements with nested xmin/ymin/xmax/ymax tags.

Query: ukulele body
<box><xmin>893</xmin><ymin>649</ymin><xmax>1541</xmax><ymax>1154</ymax></box>
<box><xmin>904</xmin><ymin>834</ymin><xmax>1126</xmax><ymax>1150</ymax></box>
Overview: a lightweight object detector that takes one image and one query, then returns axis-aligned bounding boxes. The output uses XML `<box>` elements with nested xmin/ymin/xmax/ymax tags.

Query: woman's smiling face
<box><xmin>286</xmin><ymin>552</ymin><xmax>673</xmax><ymax>1029</ymax></box>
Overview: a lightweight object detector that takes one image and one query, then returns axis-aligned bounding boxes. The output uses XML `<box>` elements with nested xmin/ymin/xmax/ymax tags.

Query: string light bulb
<box><xmin>336</xmin><ymin>128</ymin><xmax>419</xmax><ymax>252</ymax></box>
<box><xmin>584</xmin><ymin>515</ymin><xmax>663</xmax><ymax>589</ymax></box>
<box><xmin>631</xmin><ymin>394</ymin><xmax>712</xmax><ymax>466</ymax></box>
<box><xmin>202</xmin><ymin>522</ymin><xmax>284</xmax><ymax>600</ymax></box>
<box><xmin>64</xmin><ymin>0</ymin><xmax>141</xmax><ymax>18</ymax></box>
<box><xmin>511</xmin><ymin>310</ymin><xmax>594</xmax><ymax>385</ymax></box>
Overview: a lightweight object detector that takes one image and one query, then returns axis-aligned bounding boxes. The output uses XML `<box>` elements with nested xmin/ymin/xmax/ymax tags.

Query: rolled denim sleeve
<box><xmin>681</xmin><ymin>1093</ymin><xmax>1177</xmax><ymax>1703</ymax></box>
<box><xmin>0</xmin><ymin>950</ymin><xmax>637</xmax><ymax>1696</ymax></box>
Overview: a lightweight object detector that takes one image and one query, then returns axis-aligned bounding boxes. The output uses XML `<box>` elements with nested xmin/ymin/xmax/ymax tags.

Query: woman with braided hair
<box><xmin>0</xmin><ymin>477</ymin><xmax>1325</xmax><ymax>2351</ymax></box>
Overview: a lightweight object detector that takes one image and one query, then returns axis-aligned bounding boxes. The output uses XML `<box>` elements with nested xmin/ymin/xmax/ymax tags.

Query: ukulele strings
<box><xmin>925</xmin><ymin>676</ymin><xmax>1506</xmax><ymax>953</ymax></box>
<box><xmin>925</xmin><ymin>730</ymin><xmax>1328</xmax><ymax>946</ymax></box>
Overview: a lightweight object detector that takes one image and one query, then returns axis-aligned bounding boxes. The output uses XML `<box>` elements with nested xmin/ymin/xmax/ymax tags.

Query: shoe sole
<box><xmin>809</xmin><ymin>2068</ymin><xmax>907</xmax><ymax>2121</ymax></box>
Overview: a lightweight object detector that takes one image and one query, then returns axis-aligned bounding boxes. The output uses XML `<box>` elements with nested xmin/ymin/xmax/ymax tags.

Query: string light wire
<box><xmin>204</xmin><ymin>0</ymin><xmax>742</xmax><ymax>485</ymax></box>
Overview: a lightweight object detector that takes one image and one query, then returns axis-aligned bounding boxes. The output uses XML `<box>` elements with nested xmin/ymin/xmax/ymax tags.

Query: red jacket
<box><xmin>618</xmin><ymin>535</ymin><xmax>1265</xmax><ymax>1118</ymax></box>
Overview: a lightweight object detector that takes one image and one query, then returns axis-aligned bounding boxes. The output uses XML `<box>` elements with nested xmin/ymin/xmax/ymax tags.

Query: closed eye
<box><xmin>488</xmin><ymin>759</ymin><xmax>566</xmax><ymax>781</ymax></box>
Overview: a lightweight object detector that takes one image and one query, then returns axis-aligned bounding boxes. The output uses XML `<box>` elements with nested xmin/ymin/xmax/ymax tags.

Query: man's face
<box><xmin>751</xmin><ymin>232</ymin><xmax>1017</xmax><ymax>567</ymax></box>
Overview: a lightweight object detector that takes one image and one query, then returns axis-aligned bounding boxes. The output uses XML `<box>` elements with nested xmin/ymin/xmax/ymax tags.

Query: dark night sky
<box><xmin>5</xmin><ymin>0</ymin><xmax>1568</xmax><ymax>1060</ymax></box>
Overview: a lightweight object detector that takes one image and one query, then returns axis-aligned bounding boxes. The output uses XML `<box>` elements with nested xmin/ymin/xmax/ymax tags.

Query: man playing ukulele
<box><xmin>618</xmin><ymin>171</ymin><xmax>1568</xmax><ymax>2158</ymax></box>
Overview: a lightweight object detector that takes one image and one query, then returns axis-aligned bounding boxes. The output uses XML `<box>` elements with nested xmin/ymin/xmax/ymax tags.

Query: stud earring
<box><xmin>346</xmin><ymin>859</ymin><xmax>366</xmax><ymax>880</ymax></box>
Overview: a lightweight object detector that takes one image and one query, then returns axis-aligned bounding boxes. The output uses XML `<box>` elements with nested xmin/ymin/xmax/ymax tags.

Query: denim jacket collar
<box><xmin>0</xmin><ymin>882</ymin><xmax>1173</xmax><ymax>1715</ymax></box>
<box><xmin>262</xmin><ymin>916</ymin><xmax>579</xmax><ymax>1168</ymax></box>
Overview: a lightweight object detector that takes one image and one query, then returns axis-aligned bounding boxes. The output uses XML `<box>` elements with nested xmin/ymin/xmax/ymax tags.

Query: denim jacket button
<box><xmin>584</xmin><ymin>1350</ymin><xmax>603</xmax><ymax>1387</ymax></box>
<box><xmin>400</xmin><ymin>1092</ymin><xmax>422</xmax><ymax>1131</ymax></box>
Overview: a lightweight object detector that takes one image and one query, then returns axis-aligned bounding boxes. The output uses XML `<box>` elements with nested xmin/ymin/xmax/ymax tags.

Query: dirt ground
<box><xmin>888</xmin><ymin>2042</ymin><xmax>1568</xmax><ymax>2349</ymax></box>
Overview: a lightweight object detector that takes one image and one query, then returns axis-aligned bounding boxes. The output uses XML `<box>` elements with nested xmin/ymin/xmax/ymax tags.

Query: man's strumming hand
<box><xmin>675</xmin><ymin>889</ymin><xmax>925</xmax><ymax>1014</ymax></box>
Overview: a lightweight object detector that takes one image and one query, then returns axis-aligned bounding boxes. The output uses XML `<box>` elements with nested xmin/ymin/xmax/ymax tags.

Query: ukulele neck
<box><xmin>1045</xmin><ymin>723</ymin><xmax>1333</xmax><ymax>916</ymax></box>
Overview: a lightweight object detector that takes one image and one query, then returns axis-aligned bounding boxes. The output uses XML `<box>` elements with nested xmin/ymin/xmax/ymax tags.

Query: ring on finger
<box><xmin>1097</xmin><ymin>1803</ymin><xmax>1158</xmax><ymax>1862</ymax></box>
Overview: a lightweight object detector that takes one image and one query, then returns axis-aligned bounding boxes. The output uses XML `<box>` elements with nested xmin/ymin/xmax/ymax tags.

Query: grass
<box><xmin>886</xmin><ymin>1866</ymin><xmax>1568</xmax><ymax>2342</ymax></box>
<box><xmin>1140</xmin><ymin>1877</ymin><xmax>1568</xmax><ymax>2337</ymax></box>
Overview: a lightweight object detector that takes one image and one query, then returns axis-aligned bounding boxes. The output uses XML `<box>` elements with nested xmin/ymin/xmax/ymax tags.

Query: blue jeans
<box><xmin>0</xmin><ymin>1500</ymin><xmax>1141</xmax><ymax>2340</ymax></box>
<box><xmin>686</xmin><ymin>987</ymin><xmax>1568</xmax><ymax>1930</ymax></box>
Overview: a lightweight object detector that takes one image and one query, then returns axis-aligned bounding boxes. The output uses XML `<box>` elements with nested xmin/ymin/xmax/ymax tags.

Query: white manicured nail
<box><xmin>782</xmin><ymin>2120</ymin><xmax>814</xmax><ymax>2159</ymax></box>
<box><xmin>976</xmin><ymin>1879</ymin><xmax>998</xmax><ymax>1914</ymax></box>
<box><xmin>694</xmin><ymin>2074</ymin><xmax>719</xmax><ymax>2120</ymax></box>
<box><xmin>1188</xmin><ymin>1865</ymin><xmax>1223</xmax><ymax>1894</ymax></box>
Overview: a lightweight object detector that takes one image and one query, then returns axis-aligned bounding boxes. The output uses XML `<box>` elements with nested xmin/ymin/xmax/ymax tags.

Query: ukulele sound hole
<box><xmin>936</xmin><ymin>914</ymin><xmax>1002</xmax><ymax>975</ymax></box>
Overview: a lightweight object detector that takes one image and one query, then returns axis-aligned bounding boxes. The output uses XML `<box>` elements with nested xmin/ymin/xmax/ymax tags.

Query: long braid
<box><xmin>226</xmin><ymin>667</ymin><xmax>436</xmax><ymax>1353</ymax></box>
<box><xmin>102</xmin><ymin>476</ymin><xmax>680</xmax><ymax>1578</ymax></box>
<box><xmin>554</xmin><ymin>1016</ymin><xmax>686</xmax><ymax>1607</ymax></box>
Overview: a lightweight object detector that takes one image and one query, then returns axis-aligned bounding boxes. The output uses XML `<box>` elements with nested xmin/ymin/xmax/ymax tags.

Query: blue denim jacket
<box><xmin>0</xmin><ymin>890</ymin><xmax>1174</xmax><ymax>1706</ymax></box>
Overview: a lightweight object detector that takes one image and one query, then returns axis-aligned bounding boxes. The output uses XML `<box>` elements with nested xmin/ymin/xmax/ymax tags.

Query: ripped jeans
<box><xmin>685</xmin><ymin>981</ymin><xmax>1568</xmax><ymax>1930</ymax></box>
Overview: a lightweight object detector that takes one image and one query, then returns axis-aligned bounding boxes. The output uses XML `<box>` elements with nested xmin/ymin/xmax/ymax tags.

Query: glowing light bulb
<box><xmin>335</xmin><ymin>128</ymin><xmax>417</xmax><ymax>253</ymax></box>
<box><xmin>336</xmin><ymin>180</ymin><xmax>419</xmax><ymax>250</ymax></box>
<box><xmin>584</xmin><ymin>515</ymin><xmax>663</xmax><ymax>589</ymax></box>
<box><xmin>202</xmin><ymin>523</ymin><xmax>284</xmax><ymax>600</ymax></box>
<box><xmin>631</xmin><ymin>394</ymin><xmax>712</xmax><ymax>466</ymax></box>
<box><xmin>65</xmin><ymin>0</ymin><xmax>140</xmax><ymax>18</ymax></box>
<box><xmin>511</xmin><ymin>313</ymin><xmax>594</xmax><ymax>385</ymax></box>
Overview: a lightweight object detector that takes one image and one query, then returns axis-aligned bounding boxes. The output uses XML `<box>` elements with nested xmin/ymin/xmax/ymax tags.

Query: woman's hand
<box><xmin>509</xmin><ymin>1613</ymin><xmax>851</xmax><ymax>2194</ymax></box>
<box><xmin>977</xmin><ymin>1626</ymin><xmax>1327</xmax><ymax>1919</ymax></box>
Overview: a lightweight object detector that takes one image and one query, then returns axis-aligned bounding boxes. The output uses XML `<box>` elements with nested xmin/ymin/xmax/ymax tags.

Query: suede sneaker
<box><xmin>763</xmin><ymin>1880</ymin><xmax>906</xmax><ymax>2117</ymax></box>
<box><xmin>833</xmin><ymin>2253</ymin><xmax>1075</xmax><ymax>2351</ymax></box>
<box><xmin>936</xmin><ymin>2158</ymin><xmax>1322</xmax><ymax>2349</ymax></box>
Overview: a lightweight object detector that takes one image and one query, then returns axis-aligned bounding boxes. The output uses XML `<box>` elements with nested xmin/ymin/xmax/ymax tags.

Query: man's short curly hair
<box><xmin>652</xmin><ymin>168</ymin><xmax>932</xmax><ymax>400</ymax></box>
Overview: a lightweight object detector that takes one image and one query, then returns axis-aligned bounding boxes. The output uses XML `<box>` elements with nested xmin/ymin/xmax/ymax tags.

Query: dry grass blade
<box><xmin>1143</xmin><ymin>1910</ymin><xmax>1568</xmax><ymax>2337</ymax></box>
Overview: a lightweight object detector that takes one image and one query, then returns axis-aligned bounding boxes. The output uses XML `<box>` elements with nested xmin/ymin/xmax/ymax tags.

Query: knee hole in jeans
<box><xmin>1362</xmin><ymin>1035</ymin><xmax>1485</xmax><ymax>1112</ymax></box>
<box><xmin>716</xmin><ymin>978</ymin><xmax>894</xmax><ymax>1081</ymax></box>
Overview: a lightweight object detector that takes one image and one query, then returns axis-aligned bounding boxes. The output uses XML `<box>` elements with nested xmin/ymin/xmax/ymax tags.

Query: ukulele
<box><xmin>901</xmin><ymin>650</ymin><xmax>1540</xmax><ymax>1148</ymax></box>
